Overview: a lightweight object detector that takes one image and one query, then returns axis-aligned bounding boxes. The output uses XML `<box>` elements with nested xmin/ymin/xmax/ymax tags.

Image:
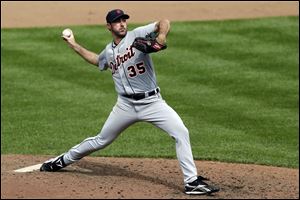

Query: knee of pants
<box><xmin>172</xmin><ymin>125</ymin><xmax>190</xmax><ymax>143</ymax></box>
<box><xmin>93</xmin><ymin>135</ymin><xmax>114</xmax><ymax>150</ymax></box>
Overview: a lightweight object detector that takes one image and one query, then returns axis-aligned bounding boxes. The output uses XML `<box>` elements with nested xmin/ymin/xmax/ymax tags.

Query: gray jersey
<box><xmin>98</xmin><ymin>22</ymin><xmax>158</xmax><ymax>95</ymax></box>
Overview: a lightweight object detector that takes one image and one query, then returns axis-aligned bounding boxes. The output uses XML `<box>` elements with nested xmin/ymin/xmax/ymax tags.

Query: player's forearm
<box><xmin>156</xmin><ymin>19</ymin><xmax>170</xmax><ymax>45</ymax></box>
<box><xmin>72</xmin><ymin>43</ymin><xmax>99</xmax><ymax>66</ymax></box>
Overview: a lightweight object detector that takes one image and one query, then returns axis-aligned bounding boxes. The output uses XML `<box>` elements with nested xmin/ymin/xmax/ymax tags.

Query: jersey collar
<box><xmin>112</xmin><ymin>34</ymin><xmax>127</xmax><ymax>48</ymax></box>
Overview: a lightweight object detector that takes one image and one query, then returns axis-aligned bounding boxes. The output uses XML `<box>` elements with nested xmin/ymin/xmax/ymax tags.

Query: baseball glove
<box><xmin>132</xmin><ymin>32</ymin><xmax>167</xmax><ymax>53</ymax></box>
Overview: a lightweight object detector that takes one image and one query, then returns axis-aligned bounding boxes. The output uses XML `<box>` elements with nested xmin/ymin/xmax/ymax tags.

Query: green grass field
<box><xmin>1</xmin><ymin>16</ymin><xmax>298</xmax><ymax>168</ymax></box>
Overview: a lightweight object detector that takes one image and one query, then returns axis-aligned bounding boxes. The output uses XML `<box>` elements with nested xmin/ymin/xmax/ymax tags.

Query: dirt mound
<box><xmin>1</xmin><ymin>155</ymin><xmax>298</xmax><ymax>199</ymax></box>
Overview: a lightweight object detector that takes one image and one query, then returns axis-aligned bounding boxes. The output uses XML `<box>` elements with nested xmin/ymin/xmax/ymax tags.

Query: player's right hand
<box><xmin>61</xmin><ymin>31</ymin><xmax>76</xmax><ymax>49</ymax></box>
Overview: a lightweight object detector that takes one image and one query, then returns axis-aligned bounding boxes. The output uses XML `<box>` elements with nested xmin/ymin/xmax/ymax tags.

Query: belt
<box><xmin>121</xmin><ymin>88</ymin><xmax>160</xmax><ymax>101</ymax></box>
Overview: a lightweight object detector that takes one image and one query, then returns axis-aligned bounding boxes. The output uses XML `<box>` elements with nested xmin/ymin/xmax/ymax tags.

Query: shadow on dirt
<box><xmin>61</xmin><ymin>160</ymin><xmax>183</xmax><ymax>192</ymax></box>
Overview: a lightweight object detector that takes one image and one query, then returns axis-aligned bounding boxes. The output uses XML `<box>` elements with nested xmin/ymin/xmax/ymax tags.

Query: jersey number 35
<box><xmin>127</xmin><ymin>62</ymin><xmax>146</xmax><ymax>78</ymax></box>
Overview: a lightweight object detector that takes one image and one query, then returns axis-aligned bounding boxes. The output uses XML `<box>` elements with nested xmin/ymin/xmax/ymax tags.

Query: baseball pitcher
<box><xmin>40</xmin><ymin>9</ymin><xmax>219</xmax><ymax>195</ymax></box>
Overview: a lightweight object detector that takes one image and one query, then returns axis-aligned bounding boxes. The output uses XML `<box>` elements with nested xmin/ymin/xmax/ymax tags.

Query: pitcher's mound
<box><xmin>1</xmin><ymin>155</ymin><xmax>298</xmax><ymax>199</ymax></box>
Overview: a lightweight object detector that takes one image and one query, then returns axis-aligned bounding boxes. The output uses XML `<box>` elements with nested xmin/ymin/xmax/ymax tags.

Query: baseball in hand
<box><xmin>62</xmin><ymin>28</ymin><xmax>72</xmax><ymax>38</ymax></box>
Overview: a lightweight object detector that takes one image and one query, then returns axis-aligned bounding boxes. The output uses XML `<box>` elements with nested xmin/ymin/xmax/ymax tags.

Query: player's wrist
<box><xmin>72</xmin><ymin>43</ymin><xmax>81</xmax><ymax>52</ymax></box>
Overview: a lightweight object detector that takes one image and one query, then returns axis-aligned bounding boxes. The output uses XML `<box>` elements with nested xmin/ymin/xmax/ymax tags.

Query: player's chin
<box><xmin>117</xmin><ymin>31</ymin><xmax>127</xmax><ymax>38</ymax></box>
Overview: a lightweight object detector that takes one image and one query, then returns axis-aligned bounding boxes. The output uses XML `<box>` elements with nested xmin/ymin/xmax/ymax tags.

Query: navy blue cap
<box><xmin>106</xmin><ymin>9</ymin><xmax>130</xmax><ymax>23</ymax></box>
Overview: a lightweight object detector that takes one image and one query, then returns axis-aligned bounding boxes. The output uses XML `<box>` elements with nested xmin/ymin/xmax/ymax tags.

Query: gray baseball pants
<box><xmin>63</xmin><ymin>94</ymin><xmax>198</xmax><ymax>184</ymax></box>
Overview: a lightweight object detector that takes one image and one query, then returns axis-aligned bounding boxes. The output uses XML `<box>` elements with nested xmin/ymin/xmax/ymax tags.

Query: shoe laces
<box><xmin>198</xmin><ymin>175</ymin><xmax>209</xmax><ymax>181</ymax></box>
<box><xmin>188</xmin><ymin>176</ymin><xmax>209</xmax><ymax>186</ymax></box>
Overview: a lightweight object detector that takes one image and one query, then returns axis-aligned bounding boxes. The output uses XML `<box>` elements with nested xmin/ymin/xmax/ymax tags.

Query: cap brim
<box><xmin>111</xmin><ymin>14</ymin><xmax>130</xmax><ymax>23</ymax></box>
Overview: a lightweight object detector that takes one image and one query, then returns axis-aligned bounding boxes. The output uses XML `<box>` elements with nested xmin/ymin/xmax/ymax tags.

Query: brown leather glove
<box><xmin>132</xmin><ymin>32</ymin><xmax>167</xmax><ymax>53</ymax></box>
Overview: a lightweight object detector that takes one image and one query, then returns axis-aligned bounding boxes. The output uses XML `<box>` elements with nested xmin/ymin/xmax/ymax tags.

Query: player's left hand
<box><xmin>132</xmin><ymin>32</ymin><xmax>167</xmax><ymax>54</ymax></box>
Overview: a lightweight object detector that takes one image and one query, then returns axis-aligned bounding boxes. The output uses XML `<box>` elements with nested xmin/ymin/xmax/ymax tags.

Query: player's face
<box><xmin>108</xmin><ymin>18</ymin><xmax>128</xmax><ymax>38</ymax></box>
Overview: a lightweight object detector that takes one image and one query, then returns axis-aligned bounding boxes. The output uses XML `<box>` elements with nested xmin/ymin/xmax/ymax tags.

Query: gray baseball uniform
<box><xmin>62</xmin><ymin>22</ymin><xmax>198</xmax><ymax>184</ymax></box>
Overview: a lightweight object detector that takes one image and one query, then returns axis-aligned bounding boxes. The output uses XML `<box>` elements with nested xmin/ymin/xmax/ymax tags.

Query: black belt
<box><xmin>122</xmin><ymin>88</ymin><xmax>160</xmax><ymax>100</ymax></box>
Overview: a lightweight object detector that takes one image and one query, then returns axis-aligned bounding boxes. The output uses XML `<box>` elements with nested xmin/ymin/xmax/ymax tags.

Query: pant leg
<box><xmin>139</xmin><ymin>99</ymin><xmax>198</xmax><ymax>184</ymax></box>
<box><xmin>63</xmin><ymin>100</ymin><xmax>138</xmax><ymax>165</ymax></box>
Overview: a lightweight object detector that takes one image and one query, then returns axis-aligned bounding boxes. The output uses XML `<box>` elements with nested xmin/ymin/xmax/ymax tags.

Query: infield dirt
<box><xmin>2</xmin><ymin>155</ymin><xmax>299</xmax><ymax>199</ymax></box>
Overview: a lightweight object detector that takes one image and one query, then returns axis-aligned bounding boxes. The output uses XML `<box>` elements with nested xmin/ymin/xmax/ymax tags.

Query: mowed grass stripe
<box><xmin>1</xmin><ymin>16</ymin><xmax>298</xmax><ymax>167</ymax></box>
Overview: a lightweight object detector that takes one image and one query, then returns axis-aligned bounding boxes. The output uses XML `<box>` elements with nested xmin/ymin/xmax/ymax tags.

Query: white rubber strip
<box><xmin>14</xmin><ymin>164</ymin><xmax>42</xmax><ymax>173</ymax></box>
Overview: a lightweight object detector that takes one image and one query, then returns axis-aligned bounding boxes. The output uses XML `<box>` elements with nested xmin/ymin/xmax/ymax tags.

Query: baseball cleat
<box><xmin>185</xmin><ymin>176</ymin><xmax>220</xmax><ymax>195</ymax></box>
<box><xmin>40</xmin><ymin>154</ymin><xmax>66</xmax><ymax>172</ymax></box>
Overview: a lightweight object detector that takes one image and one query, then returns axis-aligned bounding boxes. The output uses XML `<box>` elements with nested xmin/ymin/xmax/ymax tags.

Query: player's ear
<box><xmin>107</xmin><ymin>23</ymin><xmax>112</xmax><ymax>31</ymax></box>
